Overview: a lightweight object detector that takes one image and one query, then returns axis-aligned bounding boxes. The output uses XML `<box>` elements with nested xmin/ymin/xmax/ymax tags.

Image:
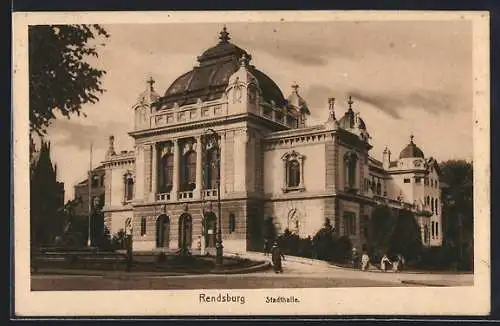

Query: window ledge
<box><xmin>282</xmin><ymin>186</ymin><xmax>306</xmax><ymax>193</ymax></box>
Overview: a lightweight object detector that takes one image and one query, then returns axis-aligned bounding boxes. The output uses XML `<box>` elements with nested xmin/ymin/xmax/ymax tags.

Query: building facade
<box><xmin>100</xmin><ymin>27</ymin><xmax>443</xmax><ymax>253</ymax></box>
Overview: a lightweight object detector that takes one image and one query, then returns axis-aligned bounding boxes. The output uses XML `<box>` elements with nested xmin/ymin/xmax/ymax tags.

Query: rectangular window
<box><xmin>140</xmin><ymin>217</ymin><xmax>147</xmax><ymax>236</ymax></box>
<box><xmin>415</xmin><ymin>177</ymin><xmax>421</xmax><ymax>184</ymax></box>
<box><xmin>229</xmin><ymin>213</ymin><xmax>236</xmax><ymax>233</ymax></box>
<box><xmin>343</xmin><ymin>211</ymin><xmax>356</xmax><ymax>236</ymax></box>
<box><xmin>404</xmin><ymin>178</ymin><xmax>411</xmax><ymax>183</ymax></box>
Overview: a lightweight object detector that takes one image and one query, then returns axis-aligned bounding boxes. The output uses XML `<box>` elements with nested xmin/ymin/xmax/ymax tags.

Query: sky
<box><xmin>42</xmin><ymin>20</ymin><xmax>473</xmax><ymax>202</ymax></box>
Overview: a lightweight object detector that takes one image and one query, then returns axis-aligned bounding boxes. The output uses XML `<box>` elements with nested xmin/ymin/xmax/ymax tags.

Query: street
<box><xmin>31</xmin><ymin>254</ymin><xmax>473</xmax><ymax>291</ymax></box>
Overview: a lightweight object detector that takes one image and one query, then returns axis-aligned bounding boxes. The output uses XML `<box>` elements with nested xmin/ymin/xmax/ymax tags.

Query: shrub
<box><xmin>333</xmin><ymin>235</ymin><xmax>352</xmax><ymax>264</ymax></box>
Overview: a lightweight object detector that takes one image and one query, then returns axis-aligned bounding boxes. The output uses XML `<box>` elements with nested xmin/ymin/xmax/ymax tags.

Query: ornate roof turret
<box><xmin>399</xmin><ymin>134</ymin><xmax>425</xmax><ymax>159</ymax></box>
<box><xmin>286</xmin><ymin>82</ymin><xmax>310</xmax><ymax>115</ymax></box>
<box><xmin>137</xmin><ymin>76</ymin><xmax>160</xmax><ymax>106</ymax></box>
<box><xmin>339</xmin><ymin>96</ymin><xmax>367</xmax><ymax>131</ymax></box>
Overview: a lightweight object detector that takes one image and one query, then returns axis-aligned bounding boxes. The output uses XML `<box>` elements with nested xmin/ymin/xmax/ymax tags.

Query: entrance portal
<box><xmin>156</xmin><ymin>214</ymin><xmax>170</xmax><ymax>248</ymax></box>
<box><xmin>178</xmin><ymin>213</ymin><xmax>192</xmax><ymax>250</ymax></box>
<box><xmin>204</xmin><ymin>212</ymin><xmax>217</xmax><ymax>248</ymax></box>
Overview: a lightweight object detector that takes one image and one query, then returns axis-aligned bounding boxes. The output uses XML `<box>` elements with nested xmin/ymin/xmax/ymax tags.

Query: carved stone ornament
<box><xmin>183</xmin><ymin>203</ymin><xmax>189</xmax><ymax>212</ymax></box>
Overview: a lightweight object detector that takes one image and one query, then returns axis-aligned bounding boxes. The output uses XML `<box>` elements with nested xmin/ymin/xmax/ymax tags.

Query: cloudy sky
<box><xmin>43</xmin><ymin>20</ymin><xmax>473</xmax><ymax>201</ymax></box>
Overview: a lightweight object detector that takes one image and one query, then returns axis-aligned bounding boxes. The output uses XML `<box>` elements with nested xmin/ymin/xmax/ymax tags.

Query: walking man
<box><xmin>380</xmin><ymin>253</ymin><xmax>391</xmax><ymax>272</ymax></box>
<box><xmin>270</xmin><ymin>241</ymin><xmax>285</xmax><ymax>273</ymax></box>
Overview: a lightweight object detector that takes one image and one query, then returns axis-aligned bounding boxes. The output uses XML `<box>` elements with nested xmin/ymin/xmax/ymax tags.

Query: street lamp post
<box><xmin>204</xmin><ymin>128</ymin><xmax>223</xmax><ymax>265</ymax></box>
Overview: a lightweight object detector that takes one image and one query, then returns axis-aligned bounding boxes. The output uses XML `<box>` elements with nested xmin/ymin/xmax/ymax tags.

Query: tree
<box><xmin>439</xmin><ymin>160</ymin><xmax>473</xmax><ymax>269</ymax></box>
<box><xmin>368</xmin><ymin>205</ymin><xmax>396</xmax><ymax>256</ymax></box>
<box><xmin>389</xmin><ymin>209</ymin><xmax>422</xmax><ymax>260</ymax></box>
<box><xmin>29</xmin><ymin>25</ymin><xmax>110</xmax><ymax>135</ymax></box>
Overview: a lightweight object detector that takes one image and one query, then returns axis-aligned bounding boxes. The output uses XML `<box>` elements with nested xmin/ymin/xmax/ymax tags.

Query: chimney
<box><xmin>383</xmin><ymin>146</ymin><xmax>391</xmax><ymax>169</ymax></box>
<box><xmin>106</xmin><ymin>135</ymin><xmax>116</xmax><ymax>159</ymax></box>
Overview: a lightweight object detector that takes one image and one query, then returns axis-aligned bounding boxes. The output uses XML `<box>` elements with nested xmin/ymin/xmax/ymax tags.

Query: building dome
<box><xmin>157</xmin><ymin>26</ymin><xmax>286</xmax><ymax>110</ymax></box>
<box><xmin>399</xmin><ymin>135</ymin><xmax>425</xmax><ymax>159</ymax></box>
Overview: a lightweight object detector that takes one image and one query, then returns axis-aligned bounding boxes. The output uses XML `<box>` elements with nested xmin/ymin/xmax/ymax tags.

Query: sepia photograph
<box><xmin>13</xmin><ymin>11</ymin><xmax>490</xmax><ymax>316</ymax></box>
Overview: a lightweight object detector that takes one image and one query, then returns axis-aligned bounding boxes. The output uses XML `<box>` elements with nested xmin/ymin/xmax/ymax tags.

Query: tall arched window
<box><xmin>281</xmin><ymin>150</ymin><xmax>305</xmax><ymax>192</ymax></box>
<box><xmin>435</xmin><ymin>222</ymin><xmax>439</xmax><ymax>237</ymax></box>
<box><xmin>204</xmin><ymin>148</ymin><xmax>219</xmax><ymax>189</ymax></box>
<box><xmin>431</xmin><ymin>221</ymin><xmax>435</xmax><ymax>238</ymax></box>
<box><xmin>124</xmin><ymin>173</ymin><xmax>134</xmax><ymax>202</ymax></box>
<box><xmin>344</xmin><ymin>152</ymin><xmax>358</xmax><ymax>189</ymax></box>
<box><xmin>181</xmin><ymin>150</ymin><xmax>197</xmax><ymax>191</ymax></box>
<box><xmin>435</xmin><ymin>198</ymin><xmax>439</xmax><ymax>215</ymax></box>
<box><xmin>159</xmin><ymin>153</ymin><xmax>174</xmax><ymax>193</ymax></box>
<box><xmin>287</xmin><ymin>159</ymin><xmax>301</xmax><ymax>188</ymax></box>
<box><xmin>431</xmin><ymin>197</ymin><xmax>434</xmax><ymax>214</ymax></box>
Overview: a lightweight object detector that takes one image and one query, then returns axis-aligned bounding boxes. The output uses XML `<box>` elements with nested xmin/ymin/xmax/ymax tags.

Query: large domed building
<box><xmin>99</xmin><ymin>27</ymin><xmax>443</xmax><ymax>254</ymax></box>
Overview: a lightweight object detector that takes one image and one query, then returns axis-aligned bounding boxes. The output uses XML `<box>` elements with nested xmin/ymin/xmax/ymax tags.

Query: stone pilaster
<box><xmin>172</xmin><ymin>139</ymin><xmax>179</xmax><ymax>201</ymax></box>
<box><xmin>195</xmin><ymin>135</ymin><xmax>202</xmax><ymax>199</ymax></box>
<box><xmin>151</xmin><ymin>143</ymin><xmax>157</xmax><ymax>201</ymax></box>
<box><xmin>143</xmin><ymin>145</ymin><xmax>152</xmax><ymax>199</ymax></box>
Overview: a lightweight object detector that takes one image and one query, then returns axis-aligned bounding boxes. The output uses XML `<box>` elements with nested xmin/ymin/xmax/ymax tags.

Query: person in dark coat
<box><xmin>271</xmin><ymin>241</ymin><xmax>285</xmax><ymax>273</ymax></box>
<box><xmin>263</xmin><ymin>238</ymin><xmax>270</xmax><ymax>256</ymax></box>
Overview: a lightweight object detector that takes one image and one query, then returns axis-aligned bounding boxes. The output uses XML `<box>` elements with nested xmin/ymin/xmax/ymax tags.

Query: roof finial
<box><xmin>328</xmin><ymin>97</ymin><xmax>336</xmax><ymax>120</ymax></box>
<box><xmin>348</xmin><ymin>96</ymin><xmax>354</xmax><ymax>111</ymax></box>
<box><xmin>239</xmin><ymin>53</ymin><xmax>249</xmax><ymax>67</ymax></box>
<box><xmin>147</xmin><ymin>76</ymin><xmax>155</xmax><ymax>91</ymax></box>
<box><xmin>219</xmin><ymin>25</ymin><xmax>231</xmax><ymax>43</ymax></box>
<box><xmin>291</xmin><ymin>82</ymin><xmax>299</xmax><ymax>93</ymax></box>
<box><xmin>410</xmin><ymin>133</ymin><xmax>414</xmax><ymax>143</ymax></box>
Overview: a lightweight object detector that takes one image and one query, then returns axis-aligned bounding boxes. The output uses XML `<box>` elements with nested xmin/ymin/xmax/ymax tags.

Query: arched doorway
<box><xmin>178</xmin><ymin>213</ymin><xmax>192</xmax><ymax>250</ymax></box>
<box><xmin>156</xmin><ymin>214</ymin><xmax>170</xmax><ymax>248</ymax></box>
<box><xmin>204</xmin><ymin>212</ymin><xmax>217</xmax><ymax>248</ymax></box>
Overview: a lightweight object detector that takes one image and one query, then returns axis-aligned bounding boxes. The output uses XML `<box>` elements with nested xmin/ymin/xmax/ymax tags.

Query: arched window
<box><xmin>181</xmin><ymin>150</ymin><xmax>197</xmax><ymax>191</ymax></box>
<box><xmin>124</xmin><ymin>173</ymin><xmax>134</xmax><ymax>202</ymax></box>
<box><xmin>281</xmin><ymin>150</ymin><xmax>305</xmax><ymax>192</ymax></box>
<box><xmin>287</xmin><ymin>159</ymin><xmax>301</xmax><ymax>188</ymax></box>
<box><xmin>344</xmin><ymin>152</ymin><xmax>358</xmax><ymax>189</ymax></box>
<box><xmin>431</xmin><ymin>197</ymin><xmax>434</xmax><ymax>214</ymax></box>
<box><xmin>140</xmin><ymin>217</ymin><xmax>147</xmax><ymax>236</ymax></box>
<box><xmin>431</xmin><ymin>221</ymin><xmax>435</xmax><ymax>238</ymax></box>
<box><xmin>435</xmin><ymin>198</ymin><xmax>439</xmax><ymax>214</ymax></box>
<box><xmin>435</xmin><ymin>222</ymin><xmax>439</xmax><ymax>237</ymax></box>
<box><xmin>229</xmin><ymin>213</ymin><xmax>236</xmax><ymax>233</ymax></box>
<box><xmin>159</xmin><ymin>153</ymin><xmax>174</xmax><ymax>193</ymax></box>
<box><xmin>204</xmin><ymin>148</ymin><xmax>219</xmax><ymax>189</ymax></box>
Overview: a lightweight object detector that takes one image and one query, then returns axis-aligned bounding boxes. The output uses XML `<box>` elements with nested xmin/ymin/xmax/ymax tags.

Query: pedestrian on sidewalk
<box><xmin>361</xmin><ymin>252</ymin><xmax>370</xmax><ymax>271</ymax></box>
<box><xmin>380</xmin><ymin>254</ymin><xmax>391</xmax><ymax>272</ymax></box>
<box><xmin>263</xmin><ymin>238</ymin><xmax>270</xmax><ymax>256</ymax></box>
<box><xmin>271</xmin><ymin>241</ymin><xmax>285</xmax><ymax>273</ymax></box>
<box><xmin>125</xmin><ymin>219</ymin><xmax>133</xmax><ymax>272</ymax></box>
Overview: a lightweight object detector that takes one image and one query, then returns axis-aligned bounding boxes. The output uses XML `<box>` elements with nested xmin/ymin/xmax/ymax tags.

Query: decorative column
<box><xmin>195</xmin><ymin>135</ymin><xmax>203</xmax><ymax>199</ymax></box>
<box><xmin>151</xmin><ymin>143</ymin><xmax>158</xmax><ymax>201</ymax></box>
<box><xmin>282</xmin><ymin>158</ymin><xmax>288</xmax><ymax>189</ymax></box>
<box><xmin>172</xmin><ymin>139</ymin><xmax>180</xmax><ymax>201</ymax></box>
<box><xmin>299</xmin><ymin>154</ymin><xmax>305</xmax><ymax>188</ymax></box>
<box><xmin>220</xmin><ymin>132</ymin><xmax>225</xmax><ymax>196</ymax></box>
